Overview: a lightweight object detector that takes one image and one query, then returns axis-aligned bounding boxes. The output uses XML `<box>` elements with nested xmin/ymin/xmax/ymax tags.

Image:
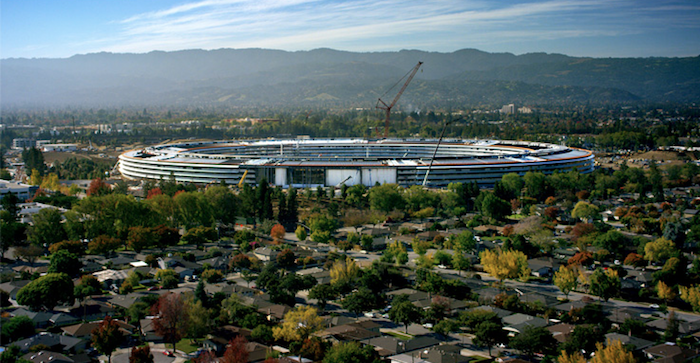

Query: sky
<box><xmin>2</xmin><ymin>0</ymin><xmax>699</xmax><ymax>59</ymax></box>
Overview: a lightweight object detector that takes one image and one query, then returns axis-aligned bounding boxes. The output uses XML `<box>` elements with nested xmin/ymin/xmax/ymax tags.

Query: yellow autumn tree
<box><xmin>479</xmin><ymin>248</ymin><xmax>530</xmax><ymax>283</ymax></box>
<box><xmin>590</xmin><ymin>339</ymin><xmax>636</xmax><ymax>363</ymax></box>
<box><xmin>644</xmin><ymin>237</ymin><xmax>676</xmax><ymax>263</ymax></box>
<box><xmin>330</xmin><ymin>256</ymin><xmax>359</xmax><ymax>286</ymax></box>
<box><xmin>554</xmin><ymin>265</ymin><xmax>578</xmax><ymax>298</ymax></box>
<box><xmin>557</xmin><ymin>350</ymin><xmax>586</xmax><ymax>363</ymax></box>
<box><xmin>657</xmin><ymin>281</ymin><xmax>676</xmax><ymax>303</ymax></box>
<box><xmin>272</xmin><ymin>305</ymin><xmax>323</xmax><ymax>342</ymax></box>
<box><xmin>680</xmin><ymin>285</ymin><xmax>700</xmax><ymax>312</ymax></box>
<box><xmin>40</xmin><ymin>173</ymin><xmax>61</xmax><ymax>191</ymax></box>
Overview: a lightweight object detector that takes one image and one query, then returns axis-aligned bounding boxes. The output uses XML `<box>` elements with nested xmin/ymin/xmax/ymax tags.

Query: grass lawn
<box><xmin>175</xmin><ymin>339</ymin><xmax>200</xmax><ymax>354</ymax></box>
<box><xmin>385</xmin><ymin>331</ymin><xmax>412</xmax><ymax>340</ymax></box>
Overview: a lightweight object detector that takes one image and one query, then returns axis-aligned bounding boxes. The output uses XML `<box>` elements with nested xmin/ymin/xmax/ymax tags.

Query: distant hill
<box><xmin>2</xmin><ymin>48</ymin><xmax>698</xmax><ymax>108</ymax></box>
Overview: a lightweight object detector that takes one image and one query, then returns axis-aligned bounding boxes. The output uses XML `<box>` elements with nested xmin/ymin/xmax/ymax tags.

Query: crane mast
<box><xmin>376</xmin><ymin>61</ymin><xmax>423</xmax><ymax>138</ymax></box>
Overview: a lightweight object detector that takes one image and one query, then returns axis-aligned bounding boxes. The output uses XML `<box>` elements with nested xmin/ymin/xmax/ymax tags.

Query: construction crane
<box><xmin>376</xmin><ymin>61</ymin><xmax>423</xmax><ymax>138</ymax></box>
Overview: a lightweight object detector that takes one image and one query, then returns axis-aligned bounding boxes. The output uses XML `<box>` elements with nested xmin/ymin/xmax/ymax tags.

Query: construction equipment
<box><xmin>376</xmin><ymin>61</ymin><xmax>423</xmax><ymax>138</ymax></box>
<box><xmin>422</xmin><ymin>117</ymin><xmax>461</xmax><ymax>187</ymax></box>
<box><xmin>237</xmin><ymin>169</ymin><xmax>249</xmax><ymax>188</ymax></box>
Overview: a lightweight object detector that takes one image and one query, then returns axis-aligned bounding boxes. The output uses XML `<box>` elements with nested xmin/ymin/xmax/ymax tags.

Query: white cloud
<box><xmin>85</xmin><ymin>0</ymin><xmax>700</xmax><ymax>56</ymax></box>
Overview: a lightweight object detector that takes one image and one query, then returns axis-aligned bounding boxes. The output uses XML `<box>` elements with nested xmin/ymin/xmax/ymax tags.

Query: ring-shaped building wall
<box><xmin>117</xmin><ymin>139</ymin><xmax>594</xmax><ymax>188</ymax></box>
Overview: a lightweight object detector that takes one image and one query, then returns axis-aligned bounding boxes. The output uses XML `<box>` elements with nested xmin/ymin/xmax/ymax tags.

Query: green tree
<box><xmin>388</xmin><ymin>297</ymin><xmax>421</xmax><ymax>333</ymax></box>
<box><xmin>295</xmin><ymin>225</ymin><xmax>307</xmax><ymax>241</ymax></box>
<box><xmin>22</xmin><ymin>147</ymin><xmax>45</xmax><ymax>176</ymax></box>
<box><xmin>16</xmin><ymin>272</ymin><xmax>74</xmax><ymax>311</ymax></box>
<box><xmin>92</xmin><ymin>316</ymin><xmax>125</xmax><ymax>363</ymax></box>
<box><xmin>181</xmin><ymin>226</ymin><xmax>218</xmax><ymax>246</ymax></box>
<box><xmin>48</xmin><ymin>249</ymin><xmax>82</xmax><ymax>276</ymax></box>
<box><xmin>572</xmin><ymin>201</ymin><xmax>599</xmax><ymax>221</ymax></box>
<box><xmin>341</xmin><ymin>287</ymin><xmax>376</xmax><ymax>318</ymax></box>
<box><xmin>473</xmin><ymin>321</ymin><xmax>507</xmax><ymax>356</ymax></box>
<box><xmin>205</xmin><ymin>185</ymin><xmax>238</xmax><ymax>225</ymax></box>
<box><xmin>479</xmin><ymin>192</ymin><xmax>511</xmax><ymax>220</ymax></box>
<box><xmin>510</xmin><ymin>326</ymin><xmax>558</xmax><ymax>359</ymax></box>
<box><xmin>369</xmin><ymin>183</ymin><xmax>404</xmax><ymax>212</ymax></box>
<box><xmin>309</xmin><ymin>284</ymin><xmax>336</xmax><ymax>310</ymax></box>
<box><xmin>453</xmin><ymin>230</ymin><xmax>476</xmax><ymax>252</ymax></box>
<box><xmin>452</xmin><ymin>251</ymin><xmax>471</xmax><ymax>276</ymax></box>
<box><xmin>322</xmin><ymin>341</ymin><xmax>380</xmax><ymax>363</ymax></box>
<box><xmin>28</xmin><ymin>208</ymin><xmax>67</xmax><ymax>246</ymax></box>
<box><xmin>1</xmin><ymin>315</ymin><xmax>35</xmax><ymax>343</ymax></box>
<box><xmin>590</xmin><ymin>268</ymin><xmax>620</xmax><ymax>302</ymax></box>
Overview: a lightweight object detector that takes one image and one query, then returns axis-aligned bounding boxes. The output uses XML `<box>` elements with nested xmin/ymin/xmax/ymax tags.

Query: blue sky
<box><xmin>2</xmin><ymin>0</ymin><xmax>699</xmax><ymax>59</ymax></box>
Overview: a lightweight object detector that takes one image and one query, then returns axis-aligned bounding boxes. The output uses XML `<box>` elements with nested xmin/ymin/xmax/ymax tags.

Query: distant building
<box><xmin>0</xmin><ymin>180</ymin><xmax>40</xmax><ymax>201</ymax></box>
<box><xmin>500</xmin><ymin>104</ymin><xmax>515</xmax><ymax>114</ymax></box>
<box><xmin>518</xmin><ymin>106</ymin><xmax>533</xmax><ymax>114</ymax></box>
<box><xmin>40</xmin><ymin>144</ymin><xmax>78</xmax><ymax>152</ymax></box>
<box><xmin>12</xmin><ymin>138</ymin><xmax>36</xmax><ymax>150</ymax></box>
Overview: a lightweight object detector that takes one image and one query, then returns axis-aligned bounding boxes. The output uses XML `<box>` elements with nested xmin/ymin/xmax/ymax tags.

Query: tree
<box><xmin>330</xmin><ymin>256</ymin><xmax>359</xmax><ymax>287</ymax></box>
<box><xmin>369</xmin><ymin>183</ymin><xmax>404</xmax><ymax>212</ymax></box>
<box><xmin>571</xmin><ymin>201</ymin><xmax>599</xmax><ymax>221</ymax></box>
<box><xmin>563</xmin><ymin>325</ymin><xmax>605</xmax><ymax>355</ymax></box>
<box><xmin>28</xmin><ymin>208</ymin><xmax>67</xmax><ymax>246</ymax></box>
<box><xmin>221</xmin><ymin>336</ymin><xmax>249</xmax><ymax>363</ymax></box>
<box><xmin>453</xmin><ymin>230</ymin><xmax>476</xmax><ymax>252</ymax></box>
<box><xmin>1</xmin><ymin>316</ymin><xmax>35</xmax><ymax>343</ymax></box>
<box><xmin>92</xmin><ymin>316</ymin><xmax>125</xmax><ymax>363</ymax></box>
<box><xmin>452</xmin><ymin>251</ymin><xmax>471</xmax><ymax>276</ymax></box>
<box><xmin>644</xmin><ymin>237</ymin><xmax>676</xmax><ymax>263</ymax></box>
<box><xmin>14</xmin><ymin>245</ymin><xmax>43</xmax><ymax>266</ymax></box>
<box><xmin>48</xmin><ymin>240</ymin><xmax>84</xmax><ymax>255</ymax></box>
<box><xmin>295</xmin><ymin>225</ymin><xmax>307</xmax><ymax>241</ymax></box>
<box><xmin>184</xmin><ymin>294</ymin><xmax>210</xmax><ymax>342</ymax></box>
<box><xmin>309</xmin><ymin>284</ymin><xmax>336</xmax><ymax>310</ymax></box>
<box><xmin>589</xmin><ymin>340</ymin><xmax>636</xmax><ymax>363</ymax></box>
<box><xmin>479</xmin><ymin>248</ymin><xmax>531</xmax><ymax>283</ymax></box>
<box><xmin>270</xmin><ymin>224</ymin><xmax>285</xmax><ymax>243</ymax></box>
<box><xmin>87</xmin><ymin>178</ymin><xmax>112</xmax><ymax>196</ymax></box>
<box><xmin>554</xmin><ymin>265</ymin><xmax>578</xmax><ymax>298</ymax></box>
<box><xmin>201</xmin><ymin>269</ymin><xmax>224</xmax><ymax>283</ymax></box>
<box><xmin>510</xmin><ymin>326</ymin><xmax>558</xmax><ymax>359</ymax></box>
<box><xmin>657</xmin><ymin>281</ymin><xmax>677</xmax><ymax>303</ymax></box>
<box><xmin>204</xmin><ymin>185</ymin><xmax>238</xmax><ymax>225</ymax></box>
<box><xmin>389</xmin><ymin>298</ymin><xmax>421</xmax><ymax>333</ymax></box>
<box><xmin>16</xmin><ymin>272</ymin><xmax>74</xmax><ymax>311</ymax></box>
<box><xmin>152</xmin><ymin>292</ymin><xmax>189</xmax><ymax>354</ymax></box>
<box><xmin>590</xmin><ymin>268</ymin><xmax>620</xmax><ymax>302</ymax></box>
<box><xmin>88</xmin><ymin>235</ymin><xmax>123</xmax><ymax>256</ymax></box>
<box><xmin>322</xmin><ymin>341</ymin><xmax>380</xmax><ymax>363</ymax></box>
<box><xmin>680</xmin><ymin>285</ymin><xmax>700</xmax><ymax>312</ymax></box>
<box><xmin>22</xmin><ymin>147</ymin><xmax>45</xmax><ymax>176</ymax></box>
<box><xmin>276</xmin><ymin>248</ymin><xmax>296</xmax><ymax>269</ymax></box>
<box><xmin>341</xmin><ymin>287</ymin><xmax>376</xmax><ymax>318</ymax></box>
<box><xmin>473</xmin><ymin>320</ymin><xmax>507</xmax><ymax>356</ymax></box>
<box><xmin>272</xmin><ymin>305</ymin><xmax>323</xmax><ymax>342</ymax></box>
<box><xmin>230</xmin><ymin>253</ymin><xmax>252</xmax><ymax>271</ymax></box>
<box><xmin>181</xmin><ymin>226</ymin><xmax>217</xmax><ymax>246</ymax></box>
<box><xmin>129</xmin><ymin>346</ymin><xmax>154</xmax><ymax>363</ymax></box>
<box><xmin>479</xmin><ymin>192</ymin><xmax>511</xmax><ymax>220</ymax></box>
<box><xmin>48</xmin><ymin>249</ymin><xmax>82</xmax><ymax>276</ymax></box>
<box><xmin>75</xmin><ymin>275</ymin><xmax>103</xmax><ymax>318</ymax></box>
<box><xmin>557</xmin><ymin>350</ymin><xmax>586</xmax><ymax>363</ymax></box>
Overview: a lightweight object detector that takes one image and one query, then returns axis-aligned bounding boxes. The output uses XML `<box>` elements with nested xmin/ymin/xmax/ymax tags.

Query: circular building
<box><xmin>118</xmin><ymin>139</ymin><xmax>594</xmax><ymax>188</ymax></box>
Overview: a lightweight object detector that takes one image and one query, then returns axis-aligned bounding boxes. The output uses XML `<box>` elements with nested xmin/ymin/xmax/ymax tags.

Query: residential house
<box><xmin>22</xmin><ymin>351</ymin><xmax>74</xmax><ymax>363</ymax></box>
<box><xmin>13</xmin><ymin>332</ymin><xmax>86</xmax><ymax>353</ymax></box>
<box><xmin>419</xmin><ymin>345</ymin><xmax>471</xmax><ymax>363</ymax></box>
<box><xmin>502</xmin><ymin>313</ymin><xmax>548</xmax><ymax>335</ymax></box>
<box><xmin>604</xmin><ymin>333</ymin><xmax>654</xmax><ymax>353</ymax></box>
<box><xmin>644</xmin><ymin>342</ymin><xmax>700</xmax><ymax>362</ymax></box>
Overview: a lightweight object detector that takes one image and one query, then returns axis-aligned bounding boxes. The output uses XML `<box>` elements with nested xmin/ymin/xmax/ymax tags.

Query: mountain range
<box><xmin>2</xmin><ymin>48</ymin><xmax>699</xmax><ymax>109</ymax></box>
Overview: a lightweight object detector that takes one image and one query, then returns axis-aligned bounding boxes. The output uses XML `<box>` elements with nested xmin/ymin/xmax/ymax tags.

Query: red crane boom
<box><xmin>376</xmin><ymin>61</ymin><xmax>423</xmax><ymax>138</ymax></box>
